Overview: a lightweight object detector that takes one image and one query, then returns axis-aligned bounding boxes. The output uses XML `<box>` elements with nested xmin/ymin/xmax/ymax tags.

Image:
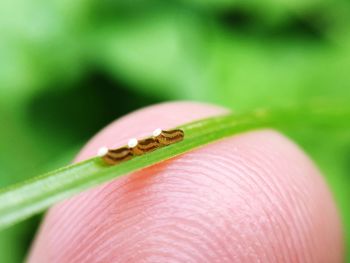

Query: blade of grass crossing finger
<box><xmin>0</xmin><ymin>102</ymin><xmax>349</xmax><ymax>231</ymax></box>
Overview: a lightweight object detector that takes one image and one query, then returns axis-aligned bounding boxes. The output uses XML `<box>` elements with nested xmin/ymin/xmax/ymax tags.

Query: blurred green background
<box><xmin>0</xmin><ymin>0</ymin><xmax>350</xmax><ymax>262</ymax></box>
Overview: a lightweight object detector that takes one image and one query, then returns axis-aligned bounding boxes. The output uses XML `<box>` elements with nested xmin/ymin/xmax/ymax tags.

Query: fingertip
<box><xmin>28</xmin><ymin>102</ymin><xmax>344</xmax><ymax>263</ymax></box>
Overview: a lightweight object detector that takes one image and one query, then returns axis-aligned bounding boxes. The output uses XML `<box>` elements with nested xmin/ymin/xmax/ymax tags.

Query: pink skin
<box><xmin>28</xmin><ymin>102</ymin><xmax>343</xmax><ymax>262</ymax></box>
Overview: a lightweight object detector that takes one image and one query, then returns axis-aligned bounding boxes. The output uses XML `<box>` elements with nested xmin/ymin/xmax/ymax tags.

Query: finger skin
<box><xmin>28</xmin><ymin>101</ymin><xmax>343</xmax><ymax>263</ymax></box>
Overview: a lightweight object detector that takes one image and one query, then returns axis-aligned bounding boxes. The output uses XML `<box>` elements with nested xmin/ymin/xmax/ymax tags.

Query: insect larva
<box><xmin>129</xmin><ymin>137</ymin><xmax>160</xmax><ymax>156</ymax></box>
<box><xmin>153</xmin><ymin>128</ymin><xmax>184</xmax><ymax>146</ymax></box>
<box><xmin>101</xmin><ymin>146</ymin><xmax>133</xmax><ymax>165</ymax></box>
<box><xmin>98</xmin><ymin>128</ymin><xmax>185</xmax><ymax>166</ymax></box>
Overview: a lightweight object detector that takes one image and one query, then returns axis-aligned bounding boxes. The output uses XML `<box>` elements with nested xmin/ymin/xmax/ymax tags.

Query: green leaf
<box><xmin>0</xmin><ymin>101</ymin><xmax>349</xmax><ymax>232</ymax></box>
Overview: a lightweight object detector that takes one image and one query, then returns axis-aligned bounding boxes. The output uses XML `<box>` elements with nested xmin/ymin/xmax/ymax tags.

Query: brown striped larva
<box><xmin>128</xmin><ymin>137</ymin><xmax>160</xmax><ymax>156</ymax></box>
<box><xmin>98</xmin><ymin>146</ymin><xmax>133</xmax><ymax>165</ymax></box>
<box><xmin>153</xmin><ymin>128</ymin><xmax>185</xmax><ymax>146</ymax></box>
<box><xmin>98</xmin><ymin>128</ymin><xmax>184</xmax><ymax>165</ymax></box>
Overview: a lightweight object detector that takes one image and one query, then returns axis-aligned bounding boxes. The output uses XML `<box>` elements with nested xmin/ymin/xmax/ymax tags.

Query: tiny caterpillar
<box><xmin>154</xmin><ymin>128</ymin><xmax>184</xmax><ymax>146</ymax></box>
<box><xmin>101</xmin><ymin>146</ymin><xmax>133</xmax><ymax>165</ymax></box>
<box><xmin>98</xmin><ymin>128</ymin><xmax>184</xmax><ymax>165</ymax></box>
<box><xmin>131</xmin><ymin>137</ymin><xmax>160</xmax><ymax>156</ymax></box>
